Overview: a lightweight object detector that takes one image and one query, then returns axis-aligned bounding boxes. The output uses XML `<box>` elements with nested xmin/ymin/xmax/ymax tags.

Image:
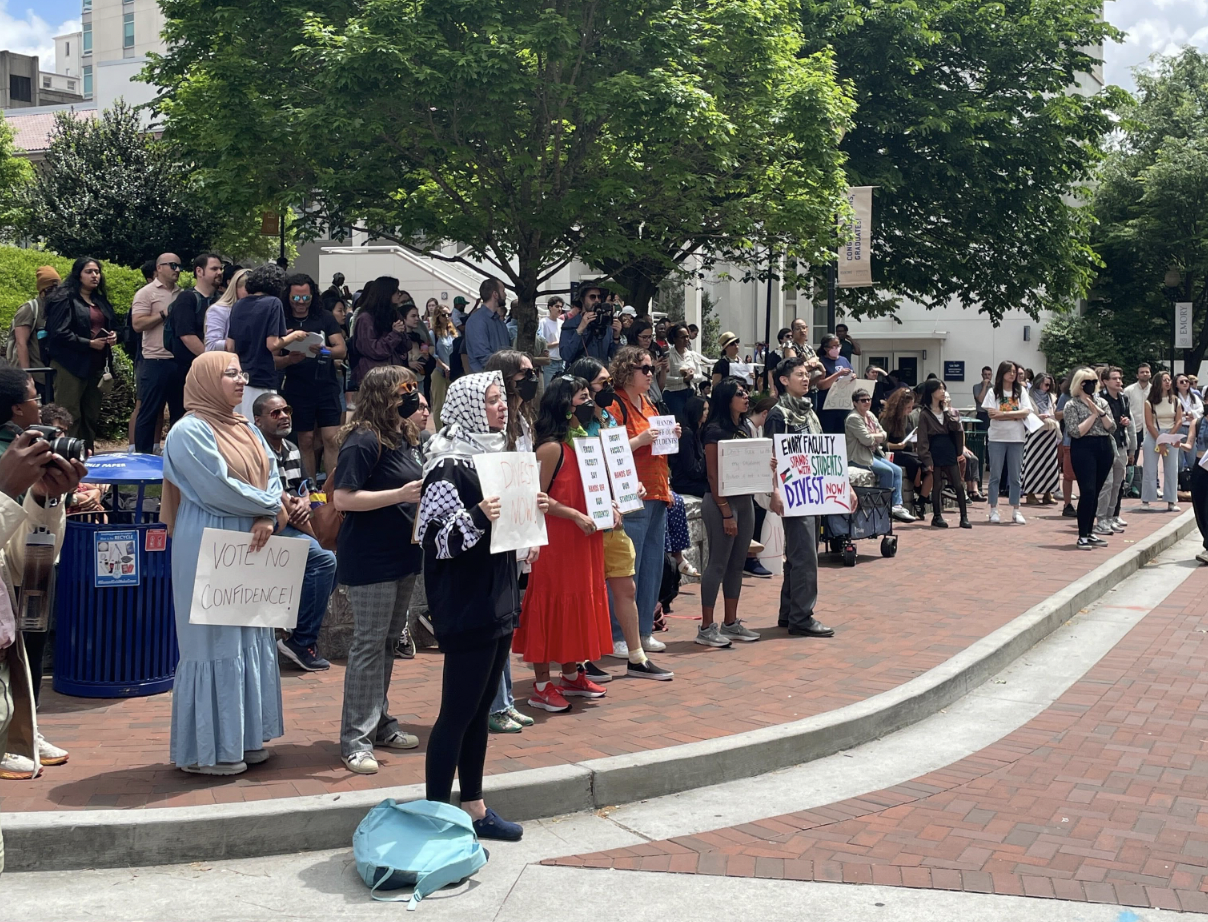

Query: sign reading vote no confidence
<box><xmin>190</xmin><ymin>527</ymin><xmax>309</xmax><ymax>629</ymax></box>
<box><xmin>474</xmin><ymin>451</ymin><xmax>549</xmax><ymax>554</ymax></box>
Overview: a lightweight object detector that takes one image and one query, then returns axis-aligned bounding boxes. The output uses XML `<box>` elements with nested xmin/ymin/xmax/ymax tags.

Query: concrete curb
<box><xmin>4</xmin><ymin>512</ymin><xmax>1195</xmax><ymax>872</ymax></box>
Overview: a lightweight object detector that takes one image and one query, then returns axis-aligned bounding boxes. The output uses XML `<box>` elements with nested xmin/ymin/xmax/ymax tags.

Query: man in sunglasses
<box><xmin>131</xmin><ymin>253</ymin><xmax>185</xmax><ymax>453</ymax></box>
<box><xmin>252</xmin><ymin>393</ymin><xmax>337</xmax><ymax>673</ymax></box>
<box><xmin>559</xmin><ymin>284</ymin><xmax>619</xmax><ymax>366</ymax></box>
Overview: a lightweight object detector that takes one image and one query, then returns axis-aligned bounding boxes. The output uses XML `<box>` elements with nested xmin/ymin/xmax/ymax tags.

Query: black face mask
<box><xmin>596</xmin><ymin>385</ymin><xmax>616</xmax><ymax>408</ymax></box>
<box><xmin>573</xmin><ymin>401</ymin><xmax>596</xmax><ymax>426</ymax></box>
<box><xmin>398</xmin><ymin>391</ymin><xmax>421</xmax><ymax>418</ymax></box>
<box><xmin>516</xmin><ymin>374</ymin><xmax>539</xmax><ymax>402</ymax></box>
<box><xmin>1081</xmin><ymin>381</ymin><xmax>1096</xmax><ymax>395</ymax></box>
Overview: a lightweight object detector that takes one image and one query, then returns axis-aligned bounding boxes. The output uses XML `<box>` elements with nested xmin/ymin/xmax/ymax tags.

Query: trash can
<box><xmin>53</xmin><ymin>453</ymin><xmax>178</xmax><ymax>698</ymax></box>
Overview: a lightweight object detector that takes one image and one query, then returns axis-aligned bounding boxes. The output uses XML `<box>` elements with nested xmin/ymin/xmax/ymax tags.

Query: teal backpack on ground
<box><xmin>353</xmin><ymin>799</ymin><xmax>488</xmax><ymax>910</ymax></box>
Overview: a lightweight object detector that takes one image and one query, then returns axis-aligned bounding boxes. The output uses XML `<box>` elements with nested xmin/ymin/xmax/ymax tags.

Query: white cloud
<box><xmin>0</xmin><ymin>1</ymin><xmax>80</xmax><ymax>71</ymax></box>
<box><xmin>1104</xmin><ymin>0</ymin><xmax>1208</xmax><ymax>89</ymax></box>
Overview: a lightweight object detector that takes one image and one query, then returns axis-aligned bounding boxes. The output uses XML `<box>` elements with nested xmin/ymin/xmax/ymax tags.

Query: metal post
<box><xmin>827</xmin><ymin>261</ymin><xmax>837</xmax><ymax>334</ymax></box>
<box><xmin>763</xmin><ymin>249</ymin><xmax>775</xmax><ymax>392</ymax></box>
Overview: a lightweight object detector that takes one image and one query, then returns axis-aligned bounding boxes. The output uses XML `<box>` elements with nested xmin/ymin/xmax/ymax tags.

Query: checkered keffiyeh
<box><xmin>421</xmin><ymin>371</ymin><xmax>508</xmax><ymax>476</ymax></box>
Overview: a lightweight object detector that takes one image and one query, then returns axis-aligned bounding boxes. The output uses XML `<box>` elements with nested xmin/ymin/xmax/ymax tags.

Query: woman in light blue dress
<box><xmin>162</xmin><ymin>351</ymin><xmax>286</xmax><ymax>775</ymax></box>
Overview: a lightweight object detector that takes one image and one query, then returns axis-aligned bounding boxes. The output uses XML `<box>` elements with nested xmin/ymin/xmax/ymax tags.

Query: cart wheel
<box><xmin>829</xmin><ymin>538</ymin><xmax>844</xmax><ymax>555</ymax></box>
<box><xmin>881</xmin><ymin>536</ymin><xmax>898</xmax><ymax>558</ymax></box>
<box><xmin>842</xmin><ymin>545</ymin><xmax>857</xmax><ymax>567</ymax></box>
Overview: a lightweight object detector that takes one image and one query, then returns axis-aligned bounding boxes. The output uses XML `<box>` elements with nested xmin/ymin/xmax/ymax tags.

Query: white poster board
<box><xmin>474</xmin><ymin>451</ymin><xmax>549</xmax><ymax>554</ymax></box>
<box><xmin>729</xmin><ymin>362</ymin><xmax>755</xmax><ymax>385</ymax></box>
<box><xmin>573</xmin><ymin>437</ymin><xmax>616</xmax><ymax>529</ymax></box>
<box><xmin>649</xmin><ymin>415</ymin><xmax>680</xmax><ymax>455</ymax></box>
<box><xmin>189</xmin><ymin>528</ymin><xmax>309</xmax><ymax>628</ymax></box>
<box><xmin>718</xmin><ymin>438</ymin><xmax>773</xmax><ymax>496</ymax></box>
<box><xmin>774</xmin><ymin>433</ymin><xmax>852</xmax><ymax>517</ymax></box>
<box><xmin>600</xmin><ymin>428</ymin><xmax>644</xmax><ymax>513</ymax></box>
<box><xmin>822</xmin><ymin>374</ymin><xmax>860</xmax><ymax>412</ymax></box>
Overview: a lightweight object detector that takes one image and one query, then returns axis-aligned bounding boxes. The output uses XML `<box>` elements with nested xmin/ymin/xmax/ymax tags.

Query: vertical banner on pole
<box><xmin>838</xmin><ymin>186</ymin><xmax>873</xmax><ymax>289</ymax></box>
<box><xmin>1176</xmin><ymin>302</ymin><xmax>1194</xmax><ymax>349</ymax></box>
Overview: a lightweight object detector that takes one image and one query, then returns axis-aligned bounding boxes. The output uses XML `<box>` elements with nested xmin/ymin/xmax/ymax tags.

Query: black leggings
<box><xmin>425</xmin><ymin>633</ymin><xmax>512</xmax><ymax>805</ymax></box>
<box><xmin>1192</xmin><ymin>463</ymin><xmax>1208</xmax><ymax>551</ymax></box>
<box><xmin>929</xmin><ymin>464</ymin><xmax>967</xmax><ymax>519</ymax></box>
<box><xmin>1070</xmin><ymin>437</ymin><xmax>1113</xmax><ymax>538</ymax></box>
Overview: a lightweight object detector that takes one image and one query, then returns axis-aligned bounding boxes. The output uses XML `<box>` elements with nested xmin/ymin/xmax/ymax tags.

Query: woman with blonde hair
<box><xmin>331</xmin><ymin>365</ymin><xmax>427</xmax><ymax>774</ymax></box>
<box><xmin>1062</xmin><ymin>366</ymin><xmax>1117</xmax><ymax>548</ymax></box>
<box><xmin>430</xmin><ymin>305</ymin><xmax>457</xmax><ymax>425</ymax></box>
<box><xmin>205</xmin><ymin>267</ymin><xmax>249</xmax><ymax>352</ymax></box>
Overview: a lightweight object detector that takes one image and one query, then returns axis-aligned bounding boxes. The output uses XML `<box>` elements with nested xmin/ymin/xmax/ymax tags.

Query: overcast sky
<box><xmin>2</xmin><ymin>0</ymin><xmax>1204</xmax><ymax>92</ymax></box>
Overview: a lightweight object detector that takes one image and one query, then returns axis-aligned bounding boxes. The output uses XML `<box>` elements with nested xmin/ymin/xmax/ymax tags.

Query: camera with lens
<box><xmin>25</xmin><ymin>425</ymin><xmax>87</xmax><ymax>463</ymax></box>
<box><xmin>588</xmin><ymin>302</ymin><xmax>615</xmax><ymax>334</ymax></box>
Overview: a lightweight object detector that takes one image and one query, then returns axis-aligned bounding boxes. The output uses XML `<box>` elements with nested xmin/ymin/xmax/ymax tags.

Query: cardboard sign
<box><xmin>718</xmin><ymin>438</ymin><xmax>773</xmax><ymax>496</ymax></box>
<box><xmin>189</xmin><ymin>528</ymin><xmax>309</xmax><ymax>628</ymax></box>
<box><xmin>95</xmin><ymin>530</ymin><xmax>139</xmax><ymax>587</ymax></box>
<box><xmin>573</xmin><ymin>437</ymin><xmax>615</xmax><ymax>529</ymax></box>
<box><xmin>600</xmin><ymin>428</ymin><xmax>643</xmax><ymax>513</ymax></box>
<box><xmin>474</xmin><ymin>451</ymin><xmax>549</xmax><ymax>554</ymax></box>
<box><xmin>649</xmin><ymin>415</ymin><xmax>679</xmax><ymax>455</ymax></box>
<box><xmin>774</xmin><ymin>433</ymin><xmax>852</xmax><ymax>516</ymax></box>
<box><xmin>822</xmin><ymin>374</ymin><xmax>860</xmax><ymax>412</ymax></box>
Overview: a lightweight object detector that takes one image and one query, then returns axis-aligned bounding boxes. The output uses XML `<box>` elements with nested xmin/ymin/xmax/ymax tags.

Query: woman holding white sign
<box><xmin>162</xmin><ymin>352</ymin><xmax>286</xmax><ymax>776</ymax></box>
<box><xmin>330</xmin><ymin>366</ymin><xmax>427</xmax><ymax>775</ymax></box>
<box><xmin>697</xmin><ymin>377</ymin><xmax>760</xmax><ymax>646</ymax></box>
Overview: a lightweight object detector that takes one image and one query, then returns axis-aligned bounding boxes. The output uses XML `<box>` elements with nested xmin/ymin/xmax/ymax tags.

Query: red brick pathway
<box><xmin>548</xmin><ymin>552</ymin><xmax>1208</xmax><ymax>913</ymax></box>
<box><xmin>0</xmin><ymin>502</ymin><xmax>1178</xmax><ymax>813</ymax></box>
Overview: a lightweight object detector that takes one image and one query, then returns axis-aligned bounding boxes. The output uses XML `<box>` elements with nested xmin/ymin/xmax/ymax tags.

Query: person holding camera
<box><xmin>559</xmin><ymin>285</ymin><xmax>619</xmax><ymax>367</ymax></box>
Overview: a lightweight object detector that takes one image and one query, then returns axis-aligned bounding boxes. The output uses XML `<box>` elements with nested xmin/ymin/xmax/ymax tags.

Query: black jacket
<box><xmin>419</xmin><ymin>457</ymin><xmax>520</xmax><ymax>653</ymax></box>
<box><xmin>670</xmin><ymin>425</ymin><xmax>709</xmax><ymax>497</ymax></box>
<box><xmin>44</xmin><ymin>289</ymin><xmax>117</xmax><ymax>380</ymax></box>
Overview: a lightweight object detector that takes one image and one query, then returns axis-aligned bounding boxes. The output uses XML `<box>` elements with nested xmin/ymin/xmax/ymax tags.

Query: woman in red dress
<box><xmin>514</xmin><ymin>375</ymin><xmax>615</xmax><ymax>713</ymax></box>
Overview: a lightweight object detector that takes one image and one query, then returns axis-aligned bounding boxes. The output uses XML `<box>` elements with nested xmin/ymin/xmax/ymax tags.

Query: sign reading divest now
<box><xmin>774</xmin><ymin>433</ymin><xmax>851</xmax><ymax>516</ymax></box>
<box><xmin>189</xmin><ymin>528</ymin><xmax>309</xmax><ymax>629</ymax></box>
<box><xmin>475</xmin><ymin>451</ymin><xmax>549</xmax><ymax>554</ymax></box>
<box><xmin>600</xmin><ymin>428</ymin><xmax>643</xmax><ymax>513</ymax></box>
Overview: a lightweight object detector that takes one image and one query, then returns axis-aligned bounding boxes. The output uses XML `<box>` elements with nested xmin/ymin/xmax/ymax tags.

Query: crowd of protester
<box><xmin>0</xmin><ymin>257</ymin><xmax>1201</xmax><ymax>859</ymax></box>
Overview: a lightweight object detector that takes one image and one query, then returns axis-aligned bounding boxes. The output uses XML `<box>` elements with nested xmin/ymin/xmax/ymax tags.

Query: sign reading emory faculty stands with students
<box><xmin>774</xmin><ymin>433</ymin><xmax>852</xmax><ymax>516</ymax></box>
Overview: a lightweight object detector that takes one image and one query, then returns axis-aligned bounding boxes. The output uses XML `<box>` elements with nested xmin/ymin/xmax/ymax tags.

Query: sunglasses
<box><xmin>268</xmin><ymin>406</ymin><xmax>293</xmax><ymax>418</ymax></box>
<box><xmin>290</xmin><ymin>294</ymin><xmax>312</xmax><ymax>303</ymax></box>
<box><xmin>222</xmin><ymin>370</ymin><xmax>250</xmax><ymax>382</ymax></box>
<box><xmin>159</xmin><ymin>262</ymin><xmax>182</xmax><ymax>271</ymax></box>
<box><xmin>518</xmin><ymin>368</ymin><xmax>538</xmax><ymax>381</ymax></box>
<box><xmin>636</xmin><ymin>365</ymin><xmax>655</xmax><ymax>375</ymax></box>
<box><xmin>856</xmin><ymin>397</ymin><xmax>872</xmax><ymax>403</ymax></box>
<box><xmin>398</xmin><ymin>380</ymin><xmax>418</xmax><ymax>395</ymax></box>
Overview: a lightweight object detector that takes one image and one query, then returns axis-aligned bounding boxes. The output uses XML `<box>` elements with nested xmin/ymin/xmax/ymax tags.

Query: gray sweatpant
<box><xmin>701</xmin><ymin>493</ymin><xmax>755</xmax><ymax>608</ymax></box>
<box><xmin>779</xmin><ymin>516</ymin><xmax>818</xmax><ymax>630</ymax></box>
<box><xmin>341</xmin><ymin>573</ymin><xmax>418</xmax><ymax>758</ymax></box>
<box><xmin>1096</xmin><ymin>442</ymin><xmax>1126</xmax><ymax>520</ymax></box>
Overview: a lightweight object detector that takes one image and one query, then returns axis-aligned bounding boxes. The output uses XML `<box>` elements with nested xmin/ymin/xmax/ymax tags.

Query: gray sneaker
<box><xmin>694</xmin><ymin>623</ymin><xmax>732</xmax><ymax>648</ymax></box>
<box><xmin>720</xmin><ymin>619</ymin><xmax>761</xmax><ymax>643</ymax></box>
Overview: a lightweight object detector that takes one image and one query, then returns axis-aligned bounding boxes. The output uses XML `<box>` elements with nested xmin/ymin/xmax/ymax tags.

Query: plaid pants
<box><xmin>340</xmin><ymin>574</ymin><xmax>418</xmax><ymax>758</ymax></box>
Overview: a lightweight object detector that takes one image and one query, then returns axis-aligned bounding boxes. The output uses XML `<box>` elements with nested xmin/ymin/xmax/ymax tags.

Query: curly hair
<box><xmin>483</xmin><ymin>349</ymin><xmax>537</xmax><ymax>450</ymax></box>
<box><xmin>878</xmin><ymin>386</ymin><xmax>915</xmax><ymax>440</ymax></box>
<box><xmin>609</xmin><ymin>346</ymin><xmax>651</xmax><ymax>391</ymax></box>
<box><xmin>339</xmin><ymin>365</ymin><xmax>419</xmax><ymax>451</ymax></box>
<box><xmin>245</xmin><ymin>263</ymin><xmax>286</xmax><ymax>297</ymax></box>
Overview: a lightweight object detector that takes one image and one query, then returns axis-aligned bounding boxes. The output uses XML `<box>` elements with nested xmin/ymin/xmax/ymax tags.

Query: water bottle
<box><xmin>317</xmin><ymin>347</ymin><xmax>331</xmax><ymax>373</ymax></box>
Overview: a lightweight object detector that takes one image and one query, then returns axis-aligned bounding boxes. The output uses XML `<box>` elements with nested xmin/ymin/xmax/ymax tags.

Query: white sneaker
<box><xmin>181</xmin><ymin>761</ymin><xmax>247</xmax><ymax>776</ymax></box>
<box><xmin>1013</xmin><ymin>510</ymin><xmax>1026</xmax><ymax>525</ymax></box>
<box><xmin>0</xmin><ymin>751</ymin><xmax>41</xmax><ymax>779</ymax></box>
<box><xmin>342</xmin><ymin>751</ymin><xmax>379</xmax><ymax>774</ymax></box>
<box><xmin>1109</xmin><ymin>520</ymin><xmax>1125</xmax><ymax>533</ymax></box>
<box><xmin>641</xmin><ymin>634</ymin><xmax>666</xmax><ymax>653</ymax></box>
<box><xmin>988</xmin><ymin>508</ymin><xmax>1000</xmax><ymax>523</ymax></box>
<box><xmin>1169</xmin><ymin>502</ymin><xmax>1181</xmax><ymax>512</ymax></box>
<box><xmin>1197</xmin><ymin>550</ymin><xmax>1208</xmax><ymax>565</ymax></box>
<box><xmin>891</xmin><ymin>504</ymin><xmax>916</xmax><ymax>523</ymax></box>
<box><xmin>1094</xmin><ymin>520</ymin><xmax>1114</xmax><ymax>536</ymax></box>
<box><xmin>36</xmin><ymin>733</ymin><xmax>69</xmax><ymax>766</ymax></box>
<box><xmin>607</xmin><ymin>640</ymin><xmax>630</xmax><ymax>659</ymax></box>
<box><xmin>1114</xmin><ymin>516</ymin><xmax>1128</xmax><ymax>527</ymax></box>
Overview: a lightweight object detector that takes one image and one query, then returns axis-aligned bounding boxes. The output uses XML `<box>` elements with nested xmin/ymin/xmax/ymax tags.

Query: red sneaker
<box><xmin>558</xmin><ymin>672</ymin><xmax>607</xmax><ymax>698</ymax></box>
<box><xmin>528</xmin><ymin>684</ymin><xmax>572</xmax><ymax>712</ymax></box>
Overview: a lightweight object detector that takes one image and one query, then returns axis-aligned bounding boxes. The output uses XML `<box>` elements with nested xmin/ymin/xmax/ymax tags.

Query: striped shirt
<box><xmin>273</xmin><ymin>439</ymin><xmax>305</xmax><ymax>493</ymax></box>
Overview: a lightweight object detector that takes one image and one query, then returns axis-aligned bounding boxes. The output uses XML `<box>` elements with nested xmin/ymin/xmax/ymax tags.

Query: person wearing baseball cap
<box><xmin>7</xmin><ymin>266</ymin><xmax>60</xmax><ymax>381</ymax></box>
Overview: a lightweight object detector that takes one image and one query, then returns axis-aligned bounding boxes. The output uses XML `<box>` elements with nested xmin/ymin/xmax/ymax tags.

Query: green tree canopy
<box><xmin>146</xmin><ymin>0</ymin><xmax>852</xmax><ymax>345</ymax></box>
<box><xmin>804</xmin><ymin>0</ymin><xmax>1124</xmax><ymax>324</ymax></box>
<box><xmin>23</xmin><ymin>102</ymin><xmax>217</xmax><ymax>268</ymax></box>
<box><xmin>0</xmin><ymin>116</ymin><xmax>32</xmax><ymax>241</ymax></box>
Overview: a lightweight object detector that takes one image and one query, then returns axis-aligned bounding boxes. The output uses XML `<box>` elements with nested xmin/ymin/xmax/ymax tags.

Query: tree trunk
<box><xmin>603</xmin><ymin>255</ymin><xmax>673</xmax><ymax>316</ymax></box>
<box><xmin>513</xmin><ymin>258</ymin><xmax>541</xmax><ymax>355</ymax></box>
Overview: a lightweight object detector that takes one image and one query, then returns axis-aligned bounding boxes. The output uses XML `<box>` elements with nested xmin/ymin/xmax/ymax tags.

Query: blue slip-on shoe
<box><xmin>473</xmin><ymin>808</ymin><xmax>523</xmax><ymax>842</ymax></box>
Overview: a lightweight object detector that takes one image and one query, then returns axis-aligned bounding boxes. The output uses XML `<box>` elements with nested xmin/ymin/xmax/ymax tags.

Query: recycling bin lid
<box><xmin>85</xmin><ymin>452</ymin><xmax>164</xmax><ymax>484</ymax></box>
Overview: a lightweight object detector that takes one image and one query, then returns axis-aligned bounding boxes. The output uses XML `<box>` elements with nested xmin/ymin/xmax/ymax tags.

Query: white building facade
<box><xmin>79</xmin><ymin>0</ymin><xmax>166</xmax><ymax>106</ymax></box>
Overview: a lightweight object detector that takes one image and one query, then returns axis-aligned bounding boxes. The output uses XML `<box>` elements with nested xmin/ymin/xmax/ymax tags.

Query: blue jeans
<box><xmin>987</xmin><ymin>441</ymin><xmax>1023</xmax><ymax>508</ymax></box>
<box><xmin>868</xmin><ymin>457</ymin><xmax>904</xmax><ymax>506</ymax></box>
<box><xmin>281</xmin><ymin>526</ymin><xmax>337</xmax><ymax>649</ymax></box>
<box><xmin>542</xmin><ymin>359</ymin><xmax>564</xmax><ymax>387</ymax></box>
<box><xmin>618</xmin><ymin>499</ymin><xmax>666</xmax><ymax>640</ymax></box>
<box><xmin>490</xmin><ymin>657</ymin><xmax>514</xmax><ymax>714</ymax></box>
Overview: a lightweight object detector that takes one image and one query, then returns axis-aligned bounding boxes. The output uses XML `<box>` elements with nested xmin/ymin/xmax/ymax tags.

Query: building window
<box><xmin>9</xmin><ymin>75</ymin><xmax>32</xmax><ymax>102</ymax></box>
<box><xmin>83</xmin><ymin>22</ymin><xmax>92</xmax><ymax>54</ymax></box>
<box><xmin>83</xmin><ymin>65</ymin><xmax>93</xmax><ymax>99</ymax></box>
<box><xmin>68</xmin><ymin>80</ymin><xmax>76</xmax><ymax>91</ymax></box>
<box><xmin>65</xmin><ymin>41</ymin><xmax>70</xmax><ymax>56</ymax></box>
<box><xmin>83</xmin><ymin>0</ymin><xmax>91</xmax><ymax>8</ymax></box>
<box><xmin>43</xmin><ymin>77</ymin><xmax>52</xmax><ymax>89</ymax></box>
<box><xmin>123</xmin><ymin>12</ymin><xmax>135</xmax><ymax>48</ymax></box>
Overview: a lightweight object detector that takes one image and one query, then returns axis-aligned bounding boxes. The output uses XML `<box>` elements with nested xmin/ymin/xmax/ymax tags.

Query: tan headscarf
<box><xmin>161</xmin><ymin>352</ymin><xmax>274</xmax><ymax>533</ymax></box>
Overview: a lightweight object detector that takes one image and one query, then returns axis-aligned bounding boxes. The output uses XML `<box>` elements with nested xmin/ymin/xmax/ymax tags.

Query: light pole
<box><xmin>1162</xmin><ymin>267</ymin><xmax>1185</xmax><ymax>374</ymax></box>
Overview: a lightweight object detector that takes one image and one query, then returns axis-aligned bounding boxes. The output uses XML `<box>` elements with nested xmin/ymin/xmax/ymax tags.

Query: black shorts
<box><xmin>287</xmin><ymin>390</ymin><xmax>342</xmax><ymax>432</ymax></box>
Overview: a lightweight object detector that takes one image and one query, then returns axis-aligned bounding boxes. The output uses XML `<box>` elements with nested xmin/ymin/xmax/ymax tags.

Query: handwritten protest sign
<box><xmin>718</xmin><ymin>439</ymin><xmax>773</xmax><ymax>496</ymax></box>
<box><xmin>650</xmin><ymin>415</ymin><xmax>679</xmax><ymax>455</ymax></box>
<box><xmin>475</xmin><ymin>451</ymin><xmax>549</xmax><ymax>553</ymax></box>
<box><xmin>600</xmin><ymin>428</ymin><xmax>643</xmax><ymax>513</ymax></box>
<box><xmin>729</xmin><ymin>362</ymin><xmax>755</xmax><ymax>385</ymax></box>
<box><xmin>774</xmin><ymin>433</ymin><xmax>852</xmax><ymax>516</ymax></box>
<box><xmin>822</xmin><ymin>374</ymin><xmax>860</xmax><ymax>412</ymax></box>
<box><xmin>573</xmin><ymin>437</ymin><xmax>616</xmax><ymax>529</ymax></box>
<box><xmin>190</xmin><ymin>528</ymin><xmax>309</xmax><ymax>628</ymax></box>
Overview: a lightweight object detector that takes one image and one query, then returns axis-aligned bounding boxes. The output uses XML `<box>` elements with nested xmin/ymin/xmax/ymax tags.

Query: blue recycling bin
<box><xmin>53</xmin><ymin>453</ymin><xmax>178</xmax><ymax>698</ymax></box>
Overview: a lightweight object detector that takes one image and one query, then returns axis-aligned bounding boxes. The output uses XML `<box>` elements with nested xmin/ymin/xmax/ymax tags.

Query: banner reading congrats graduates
<box><xmin>838</xmin><ymin>186</ymin><xmax>873</xmax><ymax>288</ymax></box>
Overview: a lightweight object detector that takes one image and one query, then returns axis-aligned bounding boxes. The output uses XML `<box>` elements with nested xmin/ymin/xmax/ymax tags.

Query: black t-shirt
<box><xmin>227</xmin><ymin>295</ymin><xmax>287</xmax><ymax>388</ymax></box>
<box><xmin>712</xmin><ymin>357</ymin><xmax>731</xmax><ymax>380</ymax></box>
<box><xmin>281</xmin><ymin>308</ymin><xmax>344</xmax><ymax>397</ymax></box>
<box><xmin>170</xmin><ymin>289</ymin><xmax>213</xmax><ymax>371</ymax></box>
<box><xmin>332</xmin><ymin>427</ymin><xmax>424</xmax><ymax>585</ymax></box>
